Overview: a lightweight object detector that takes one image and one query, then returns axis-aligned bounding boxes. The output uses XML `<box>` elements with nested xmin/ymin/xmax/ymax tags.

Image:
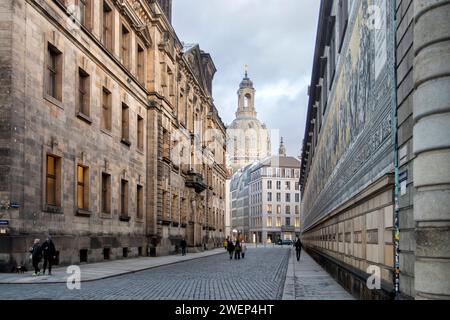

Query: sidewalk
<box><xmin>282</xmin><ymin>248</ymin><xmax>354</xmax><ymax>300</ymax></box>
<box><xmin>0</xmin><ymin>248</ymin><xmax>226</xmax><ymax>284</ymax></box>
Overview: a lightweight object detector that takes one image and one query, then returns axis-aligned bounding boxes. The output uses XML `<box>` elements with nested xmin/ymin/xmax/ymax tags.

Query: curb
<box><xmin>0</xmin><ymin>250</ymin><xmax>227</xmax><ymax>285</ymax></box>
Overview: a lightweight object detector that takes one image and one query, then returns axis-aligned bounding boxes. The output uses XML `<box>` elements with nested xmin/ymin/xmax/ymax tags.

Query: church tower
<box><xmin>236</xmin><ymin>67</ymin><xmax>257</xmax><ymax>119</ymax></box>
<box><xmin>279</xmin><ymin>137</ymin><xmax>287</xmax><ymax>157</ymax></box>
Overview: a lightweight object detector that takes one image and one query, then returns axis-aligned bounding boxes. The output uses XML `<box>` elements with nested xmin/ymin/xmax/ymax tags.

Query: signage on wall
<box><xmin>0</xmin><ymin>220</ymin><xmax>9</xmax><ymax>226</ymax></box>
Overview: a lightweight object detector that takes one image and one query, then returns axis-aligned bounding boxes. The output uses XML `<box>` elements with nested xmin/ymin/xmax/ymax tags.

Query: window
<box><xmin>276</xmin><ymin>181</ymin><xmax>281</xmax><ymax>190</ymax></box>
<box><xmin>276</xmin><ymin>193</ymin><xmax>281</xmax><ymax>202</ymax></box>
<box><xmin>79</xmin><ymin>0</ymin><xmax>92</xmax><ymax>29</ymax></box>
<box><xmin>46</xmin><ymin>43</ymin><xmax>62</xmax><ymax>101</ymax></box>
<box><xmin>276</xmin><ymin>217</ymin><xmax>282</xmax><ymax>227</ymax></box>
<box><xmin>267</xmin><ymin>192</ymin><xmax>272</xmax><ymax>202</ymax></box>
<box><xmin>329</xmin><ymin>17</ymin><xmax>336</xmax><ymax>88</ymax></box>
<box><xmin>277</xmin><ymin>205</ymin><xmax>281</xmax><ymax>215</ymax></box>
<box><xmin>76</xmin><ymin>165</ymin><xmax>89</xmax><ymax>210</ymax></box>
<box><xmin>137</xmin><ymin>44</ymin><xmax>145</xmax><ymax>83</ymax></box>
<box><xmin>101</xmin><ymin>173</ymin><xmax>111</xmax><ymax>214</ymax></box>
<box><xmin>285</xmin><ymin>181</ymin><xmax>291</xmax><ymax>190</ymax></box>
<box><xmin>101</xmin><ymin>87</ymin><xmax>112</xmax><ymax>131</ymax></box>
<box><xmin>267</xmin><ymin>204</ymin><xmax>272</xmax><ymax>214</ymax></box>
<box><xmin>295</xmin><ymin>205</ymin><xmax>300</xmax><ymax>215</ymax></box>
<box><xmin>286</xmin><ymin>193</ymin><xmax>291</xmax><ymax>202</ymax></box>
<box><xmin>120</xmin><ymin>179</ymin><xmax>129</xmax><ymax>217</ymax></box>
<box><xmin>46</xmin><ymin>155</ymin><xmax>61</xmax><ymax>207</ymax></box>
<box><xmin>267</xmin><ymin>217</ymin><xmax>273</xmax><ymax>228</ymax></box>
<box><xmin>286</xmin><ymin>217</ymin><xmax>291</xmax><ymax>226</ymax></box>
<box><xmin>121</xmin><ymin>103</ymin><xmax>130</xmax><ymax>143</ymax></box>
<box><xmin>120</xmin><ymin>23</ymin><xmax>131</xmax><ymax>69</ymax></box>
<box><xmin>267</xmin><ymin>180</ymin><xmax>272</xmax><ymax>189</ymax></box>
<box><xmin>295</xmin><ymin>217</ymin><xmax>300</xmax><ymax>228</ymax></box>
<box><xmin>78</xmin><ymin>68</ymin><xmax>90</xmax><ymax>117</ymax></box>
<box><xmin>137</xmin><ymin>115</ymin><xmax>144</xmax><ymax>150</ymax></box>
<box><xmin>295</xmin><ymin>182</ymin><xmax>300</xmax><ymax>190</ymax></box>
<box><xmin>102</xmin><ymin>1</ymin><xmax>113</xmax><ymax>51</ymax></box>
<box><xmin>286</xmin><ymin>205</ymin><xmax>291</xmax><ymax>214</ymax></box>
<box><xmin>338</xmin><ymin>0</ymin><xmax>349</xmax><ymax>53</ymax></box>
<box><xmin>295</xmin><ymin>193</ymin><xmax>300</xmax><ymax>202</ymax></box>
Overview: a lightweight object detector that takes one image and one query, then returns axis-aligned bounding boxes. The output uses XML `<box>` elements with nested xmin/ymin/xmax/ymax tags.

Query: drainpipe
<box><xmin>390</xmin><ymin>0</ymin><xmax>401</xmax><ymax>300</ymax></box>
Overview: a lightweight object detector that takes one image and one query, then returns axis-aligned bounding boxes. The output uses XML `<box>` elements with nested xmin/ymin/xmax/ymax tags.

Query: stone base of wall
<box><xmin>305</xmin><ymin>247</ymin><xmax>396</xmax><ymax>300</ymax></box>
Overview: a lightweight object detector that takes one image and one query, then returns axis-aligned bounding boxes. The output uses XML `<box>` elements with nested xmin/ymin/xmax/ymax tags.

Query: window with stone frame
<box><xmin>286</xmin><ymin>217</ymin><xmax>291</xmax><ymax>226</ymax></box>
<box><xmin>46</xmin><ymin>154</ymin><xmax>62</xmax><ymax>207</ymax></box>
<box><xmin>267</xmin><ymin>204</ymin><xmax>272</xmax><ymax>214</ymax></box>
<box><xmin>78</xmin><ymin>67</ymin><xmax>90</xmax><ymax>118</ymax></box>
<box><xmin>137</xmin><ymin>115</ymin><xmax>144</xmax><ymax>151</ymax></box>
<box><xmin>120</xmin><ymin>179</ymin><xmax>129</xmax><ymax>218</ymax></box>
<box><xmin>101</xmin><ymin>87</ymin><xmax>112</xmax><ymax>131</ymax></box>
<box><xmin>276</xmin><ymin>181</ymin><xmax>281</xmax><ymax>190</ymax></box>
<box><xmin>276</xmin><ymin>217</ymin><xmax>282</xmax><ymax>227</ymax></box>
<box><xmin>137</xmin><ymin>43</ymin><xmax>145</xmax><ymax>84</ymax></box>
<box><xmin>102</xmin><ymin>0</ymin><xmax>114</xmax><ymax>51</ymax></box>
<box><xmin>328</xmin><ymin>16</ymin><xmax>337</xmax><ymax>88</ymax></box>
<box><xmin>286</xmin><ymin>205</ymin><xmax>291</xmax><ymax>214</ymax></box>
<box><xmin>295</xmin><ymin>205</ymin><xmax>300</xmax><ymax>215</ymax></box>
<box><xmin>76</xmin><ymin>165</ymin><xmax>89</xmax><ymax>210</ymax></box>
<box><xmin>121</xmin><ymin>103</ymin><xmax>130</xmax><ymax>144</ymax></box>
<box><xmin>267</xmin><ymin>216</ymin><xmax>273</xmax><ymax>228</ymax></box>
<box><xmin>79</xmin><ymin>0</ymin><xmax>93</xmax><ymax>30</ymax></box>
<box><xmin>120</xmin><ymin>22</ymin><xmax>131</xmax><ymax>69</ymax></box>
<box><xmin>137</xmin><ymin>184</ymin><xmax>143</xmax><ymax>219</ymax></box>
<box><xmin>46</xmin><ymin>43</ymin><xmax>63</xmax><ymax>101</ymax></box>
<box><xmin>338</xmin><ymin>0</ymin><xmax>349</xmax><ymax>53</ymax></box>
<box><xmin>101</xmin><ymin>172</ymin><xmax>111</xmax><ymax>214</ymax></box>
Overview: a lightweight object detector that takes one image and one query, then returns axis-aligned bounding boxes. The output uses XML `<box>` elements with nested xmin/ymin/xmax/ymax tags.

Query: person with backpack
<box><xmin>234</xmin><ymin>240</ymin><xmax>241</xmax><ymax>260</ymax></box>
<box><xmin>227</xmin><ymin>240</ymin><xmax>235</xmax><ymax>260</ymax></box>
<box><xmin>41</xmin><ymin>235</ymin><xmax>57</xmax><ymax>275</ymax></box>
<box><xmin>29</xmin><ymin>239</ymin><xmax>42</xmax><ymax>276</ymax></box>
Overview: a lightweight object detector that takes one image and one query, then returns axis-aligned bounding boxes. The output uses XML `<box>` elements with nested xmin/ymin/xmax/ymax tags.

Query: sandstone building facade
<box><xmin>0</xmin><ymin>0</ymin><xmax>227</xmax><ymax>271</ymax></box>
<box><xmin>300</xmin><ymin>0</ymin><xmax>449</xmax><ymax>300</ymax></box>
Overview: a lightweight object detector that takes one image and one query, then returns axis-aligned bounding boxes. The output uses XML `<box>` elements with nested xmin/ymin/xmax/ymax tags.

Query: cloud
<box><xmin>172</xmin><ymin>0</ymin><xmax>320</xmax><ymax>157</ymax></box>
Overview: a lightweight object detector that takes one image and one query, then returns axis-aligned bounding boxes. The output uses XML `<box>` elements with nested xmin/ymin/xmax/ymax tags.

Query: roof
<box><xmin>250</xmin><ymin>155</ymin><xmax>301</xmax><ymax>173</ymax></box>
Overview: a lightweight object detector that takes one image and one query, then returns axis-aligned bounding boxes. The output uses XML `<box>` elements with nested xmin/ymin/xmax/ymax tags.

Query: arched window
<box><xmin>244</xmin><ymin>94</ymin><xmax>251</xmax><ymax>109</ymax></box>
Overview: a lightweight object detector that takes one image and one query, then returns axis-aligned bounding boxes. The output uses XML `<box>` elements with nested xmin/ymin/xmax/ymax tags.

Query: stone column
<box><xmin>413</xmin><ymin>0</ymin><xmax>450</xmax><ymax>300</ymax></box>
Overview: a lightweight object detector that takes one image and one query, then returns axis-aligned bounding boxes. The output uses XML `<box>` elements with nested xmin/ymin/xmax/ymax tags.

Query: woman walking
<box><xmin>29</xmin><ymin>239</ymin><xmax>43</xmax><ymax>276</ymax></box>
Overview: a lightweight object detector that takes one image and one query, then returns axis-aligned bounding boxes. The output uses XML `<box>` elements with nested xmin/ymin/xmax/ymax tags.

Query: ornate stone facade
<box><xmin>0</xmin><ymin>0</ymin><xmax>226</xmax><ymax>271</ymax></box>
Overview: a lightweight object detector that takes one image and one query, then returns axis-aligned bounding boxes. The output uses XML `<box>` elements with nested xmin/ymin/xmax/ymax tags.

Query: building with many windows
<box><xmin>0</xmin><ymin>0</ymin><xmax>227</xmax><ymax>271</ymax></box>
<box><xmin>230</xmin><ymin>139</ymin><xmax>301</xmax><ymax>243</ymax></box>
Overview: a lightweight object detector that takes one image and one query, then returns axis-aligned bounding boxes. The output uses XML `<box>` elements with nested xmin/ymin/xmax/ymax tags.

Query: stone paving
<box><xmin>0</xmin><ymin>247</ymin><xmax>290</xmax><ymax>300</ymax></box>
<box><xmin>282</xmin><ymin>248</ymin><xmax>354</xmax><ymax>300</ymax></box>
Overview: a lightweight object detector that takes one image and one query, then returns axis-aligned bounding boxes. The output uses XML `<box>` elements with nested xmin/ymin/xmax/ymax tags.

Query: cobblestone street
<box><xmin>0</xmin><ymin>248</ymin><xmax>290</xmax><ymax>300</ymax></box>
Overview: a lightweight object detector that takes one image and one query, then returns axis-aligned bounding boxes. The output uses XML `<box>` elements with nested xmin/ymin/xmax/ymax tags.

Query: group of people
<box><xmin>29</xmin><ymin>236</ymin><xmax>57</xmax><ymax>276</ymax></box>
<box><xmin>223</xmin><ymin>237</ymin><xmax>247</xmax><ymax>260</ymax></box>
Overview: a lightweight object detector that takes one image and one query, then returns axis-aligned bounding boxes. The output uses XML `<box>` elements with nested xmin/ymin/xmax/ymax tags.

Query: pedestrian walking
<box><xmin>180</xmin><ymin>238</ymin><xmax>187</xmax><ymax>256</ymax></box>
<box><xmin>227</xmin><ymin>240</ymin><xmax>235</xmax><ymax>260</ymax></box>
<box><xmin>41</xmin><ymin>235</ymin><xmax>56</xmax><ymax>275</ymax></box>
<box><xmin>241</xmin><ymin>241</ymin><xmax>247</xmax><ymax>259</ymax></box>
<box><xmin>234</xmin><ymin>240</ymin><xmax>241</xmax><ymax>260</ymax></box>
<box><xmin>29</xmin><ymin>239</ymin><xmax>42</xmax><ymax>276</ymax></box>
<box><xmin>295</xmin><ymin>238</ymin><xmax>302</xmax><ymax>261</ymax></box>
<box><xmin>223</xmin><ymin>237</ymin><xmax>228</xmax><ymax>251</ymax></box>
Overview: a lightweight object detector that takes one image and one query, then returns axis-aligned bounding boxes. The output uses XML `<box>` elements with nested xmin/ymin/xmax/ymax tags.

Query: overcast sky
<box><xmin>172</xmin><ymin>0</ymin><xmax>321</xmax><ymax>157</ymax></box>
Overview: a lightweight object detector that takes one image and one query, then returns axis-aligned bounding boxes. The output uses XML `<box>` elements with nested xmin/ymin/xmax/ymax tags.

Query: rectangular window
<box><xmin>295</xmin><ymin>217</ymin><xmax>300</xmax><ymax>228</ymax></box>
<box><xmin>267</xmin><ymin>217</ymin><xmax>273</xmax><ymax>228</ymax></box>
<box><xmin>78</xmin><ymin>68</ymin><xmax>90</xmax><ymax>117</ymax></box>
<box><xmin>102</xmin><ymin>1</ymin><xmax>113</xmax><ymax>51</ymax></box>
<box><xmin>46</xmin><ymin>43</ymin><xmax>62</xmax><ymax>101</ymax></box>
<box><xmin>137</xmin><ymin>115</ymin><xmax>144</xmax><ymax>150</ymax></box>
<box><xmin>286</xmin><ymin>193</ymin><xmax>291</xmax><ymax>202</ymax></box>
<box><xmin>338</xmin><ymin>0</ymin><xmax>349</xmax><ymax>53</ymax></box>
<box><xmin>267</xmin><ymin>180</ymin><xmax>272</xmax><ymax>189</ymax></box>
<box><xmin>295</xmin><ymin>205</ymin><xmax>300</xmax><ymax>215</ymax></box>
<box><xmin>267</xmin><ymin>192</ymin><xmax>272</xmax><ymax>202</ymax></box>
<box><xmin>295</xmin><ymin>182</ymin><xmax>300</xmax><ymax>190</ymax></box>
<box><xmin>276</xmin><ymin>181</ymin><xmax>281</xmax><ymax>190</ymax></box>
<box><xmin>120</xmin><ymin>179</ymin><xmax>129</xmax><ymax>217</ymax></box>
<box><xmin>286</xmin><ymin>205</ymin><xmax>291</xmax><ymax>214</ymax></box>
<box><xmin>101</xmin><ymin>173</ymin><xmax>111</xmax><ymax>214</ymax></box>
<box><xmin>329</xmin><ymin>23</ymin><xmax>336</xmax><ymax>88</ymax></box>
<box><xmin>76</xmin><ymin>165</ymin><xmax>89</xmax><ymax>210</ymax></box>
<box><xmin>277</xmin><ymin>205</ymin><xmax>281</xmax><ymax>215</ymax></box>
<box><xmin>276</xmin><ymin>217</ymin><xmax>282</xmax><ymax>227</ymax></box>
<box><xmin>286</xmin><ymin>217</ymin><xmax>291</xmax><ymax>226</ymax></box>
<box><xmin>295</xmin><ymin>193</ymin><xmax>300</xmax><ymax>202</ymax></box>
<box><xmin>101</xmin><ymin>87</ymin><xmax>112</xmax><ymax>131</ymax></box>
<box><xmin>121</xmin><ymin>103</ymin><xmax>130</xmax><ymax>143</ymax></box>
<box><xmin>46</xmin><ymin>155</ymin><xmax>61</xmax><ymax>207</ymax></box>
<box><xmin>120</xmin><ymin>23</ymin><xmax>131</xmax><ymax>69</ymax></box>
<box><xmin>267</xmin><ymin>204</ymin><xmax>272</xmax><ymax>214</ymax></box>
<box><xmin>285</xmin><ymin>181</ymin><xmax>291</xmax><ymax>190</ymax></box>
<box><xmin>137</xmin><ymin>44</ymin><xmax>145</xmax><ymax>84</ymax></box>
<box><xmin>79</xmin><ymin>0</ymin><xmax>92</xmax><ymax>29</ymax></box>
<box><xmin>137</xmin><ymin>185</ymin><xmax>143</xmax><ymax>219</ymax></box>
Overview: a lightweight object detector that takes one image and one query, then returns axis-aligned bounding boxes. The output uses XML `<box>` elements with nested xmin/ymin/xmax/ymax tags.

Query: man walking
<box><xmin>227</xmin><ymin>240</ymin><xmax>235</xmax><ymax>260</ymax></box>
<box><xmin>295</xmin><ymin>237</ymin><xmax>302</xmax><ymax>261</ymax></box>
<box><xmin>180</xmin><ymin>238</ymin><xmax>187</xmax><ymax>256</ymax></box>
<box><xmin>42</xmin><ymin>235</ymin><xmax>56</xmax><ymax>275</ymax></box>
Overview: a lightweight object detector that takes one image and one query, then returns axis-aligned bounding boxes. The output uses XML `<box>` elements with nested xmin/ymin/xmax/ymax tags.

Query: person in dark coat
<box><xmin>227</xmin><ymin>240</ymin><xmax>235</xmax><ymax>260</ymax></box>
<box><xmin>29</xmin><ymin>239</ymin><xmax>42</xmax><ymax>276</ymax></box>
<box><xmin>234</xmin><ymin>240</ymin><xmax>241</xmax><ymax>260</ymax></box>
<box><xmin>180</xmin><ymin>238</ymin><xmax>187</xmax><ymax>256</ymax></box>
<box><xmin>41</xmin><ymin>235</ymin><xmax>56</xmax><ymax>275</ymax></box>
<box><xmin>295</xmin><ymin>238</ymin><xmax>302</xmax><ymax>261</ymax></box>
